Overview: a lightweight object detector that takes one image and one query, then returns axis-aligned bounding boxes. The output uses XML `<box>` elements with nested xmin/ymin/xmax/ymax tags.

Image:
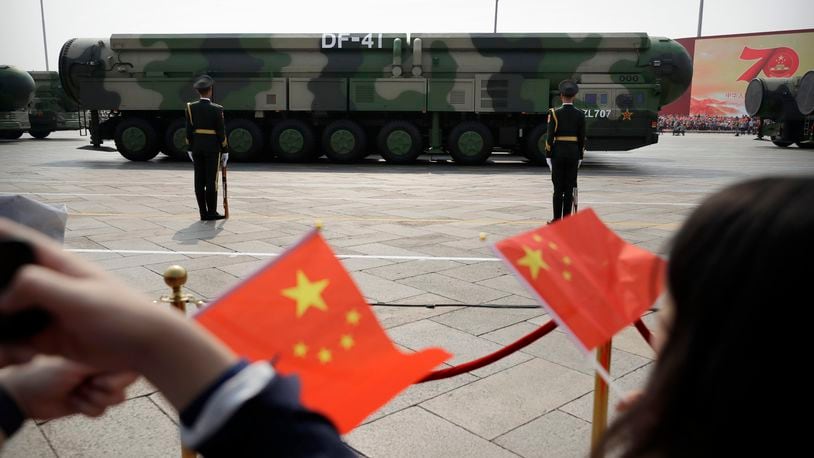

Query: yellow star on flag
<box><xmin>282</xmin><ymin>270</ymin><xmax>330</xmax><ymax>318</ymax></box>
<box><xmin>340</xmin><ymin>334</ymin><xmax>354</xmax><ymax>350</ymax></box>
<box><xmin>346</xmin><ymin>309</ymin><xmax>361</xmax><ymax>325</ymax></box>
<box><xmin>318</xmin><ymin>348</ymin><xmax>332</xmax><ymax>364</ymax></box>
<box><xmin>516</xmin><ymin>245</ymin><xmax>549</xmax><ymax>280</ymax></box>
<box><xmin>293</xmin><ymin>341</ymin><xmax>308</xmax><ymax>358</ymax></box>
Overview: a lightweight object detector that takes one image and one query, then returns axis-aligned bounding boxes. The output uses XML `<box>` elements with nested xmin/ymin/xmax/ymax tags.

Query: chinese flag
<box><xmin>196</xmin><ymin>230</ymin><xmax>450</xmax><ymax>433</ymax></box>
<box><xmin>494</xmin><ymin>209</ymin><xmax>665</xmax><ymax>351</ymax></box>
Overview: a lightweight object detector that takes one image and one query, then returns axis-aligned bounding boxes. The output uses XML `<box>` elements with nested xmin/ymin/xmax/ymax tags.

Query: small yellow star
<box><xmin>622</xmin><ymin>110</ymin><xmax>633</xmax><ymax>121</ymax></box>
<box><xmin>533</xmin><ymin>234</ymin><xmax>543</xmax><ymax>242</ymax></box>
<box><xmin>340</xmin><ymin>334</ymin><xmax>354</xmax><ymax>350</ymax></box>
<box><xmin>563</xmin><ymin>271</ymin><xmax>572</xmax><ymax>281</ymax></box>
<box><xmin>346</xmin><ymin>309</ymin><xmax>361</xmax><ymax>325</ymax></box>
<box><xmin>563</xmin><ymin>256</ymin><xmax>572</xmax><ymax>265</ymax></box>
<box><xmin>293</xmin><ymin>341</ymin><xmax>308</xmax><ymax>358</ymax></box>
<box><xmin>517</xmin><ymin>245</ymin><xmax>550</xmax><ymax>280</ymax></box>
<box><xmin>282</xmin><ymin>270</ymin><xmax>330</xmax><ymax>318</ymax></box>
<box><xmin>318</xmin><ymin>348</ymin><xmax>332</xmax><ymax>364</ymax></box>
<box><xmin>548</xmin><ymin>242</ymin><xmax>558</xmax><ymax>250</ymax></box>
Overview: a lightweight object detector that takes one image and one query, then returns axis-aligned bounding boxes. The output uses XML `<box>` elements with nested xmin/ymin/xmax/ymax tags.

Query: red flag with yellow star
<box><xmin>494</xmin><ymin>209</ymin><xmax>665</xmax><ymax>351</ymax></box>
<box><xmin>196</xmin><ymin>230</ymin><xmax>450</xmax><ymax>433</ymax></box>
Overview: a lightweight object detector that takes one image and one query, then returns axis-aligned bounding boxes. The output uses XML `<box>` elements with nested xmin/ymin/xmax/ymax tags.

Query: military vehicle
<box><xmin>746</xmin><ymin>70</ymin><xmax>814</xmax><ymax>148</ymax></box>
<box><xmin>27</xmin><ymin>71</ymin><xmax>82</xmax><ymax>139</ymax></box>
<box><xmin>59</xmin><ymin>33</ymin><xmax>692</xmax><ymax>163</ymax></box>
<box><xmin>0</xmin><ymin>65</ymin><xmax>36</xmax><ymax>140</ymax></box>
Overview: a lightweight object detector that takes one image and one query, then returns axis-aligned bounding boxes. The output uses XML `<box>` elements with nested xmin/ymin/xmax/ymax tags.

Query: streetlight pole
<box><xmin>39</xmin><ymin>0</ymin><xmax>50</xmax><ymax>70</ymax></box>
<box><xmin>493</xmin><ymin>0</ymin><xmax>499</xmax><ymax>33</ymax></box>
<box><xmin>696</xmin><ymin>0</ymin><xmax>704</xmax><ymax>38</ymax></box>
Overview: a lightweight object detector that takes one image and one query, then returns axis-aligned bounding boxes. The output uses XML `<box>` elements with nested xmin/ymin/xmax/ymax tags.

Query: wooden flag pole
<box><xmin>591</xmin><ymin>340</ymin><xmax>613</xmax><ymax>451</ymax></box>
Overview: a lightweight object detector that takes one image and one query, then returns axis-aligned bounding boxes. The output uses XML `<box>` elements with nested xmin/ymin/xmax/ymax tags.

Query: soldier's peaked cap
<box><xmin>558</xmin><ymin>79</ymin><xmax>579</xmax><ymax>97</ymax></box>
<box><xmin>193</xmin><ymin>75</ymin><xmax>214</xmax><ymax>90</ymax></box>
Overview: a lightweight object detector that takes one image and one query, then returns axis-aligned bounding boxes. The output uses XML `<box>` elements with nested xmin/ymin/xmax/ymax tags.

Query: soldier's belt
<box><xmin>555</xmin><ymin>136</ymin><xmax>578</xmax><ymax>142</ymax></box>
<box><xmin>194</xmin><ymin>129</ymin><xmax>217</xmax><ymax>135</ymax></box>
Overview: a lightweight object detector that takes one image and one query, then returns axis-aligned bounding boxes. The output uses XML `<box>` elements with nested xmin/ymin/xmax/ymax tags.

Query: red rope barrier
<box><xmin>634</xmin><ymin>318</ymin><xmax>654</xmax><ymax>349</ymax></box>
<box><xmin>418</xmin><ymin>320</ymin><xmax>558</xmax><ymax>382</ymax></box>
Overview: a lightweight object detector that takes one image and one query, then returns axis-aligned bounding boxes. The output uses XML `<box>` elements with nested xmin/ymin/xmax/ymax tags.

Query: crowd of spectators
<box><xmin>658</xmin><ymin>115</ymin><xmax>757</xmax><ymax>134</ymax></box>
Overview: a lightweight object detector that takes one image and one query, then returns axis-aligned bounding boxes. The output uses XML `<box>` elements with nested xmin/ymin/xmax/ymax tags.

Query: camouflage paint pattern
<box><xmin>746</xmin><ymin>70</ymin><xmax>814</xmax><ymax>147</ymax></box>
<box><xmin>28</xmin><ymin>71</ymin><xmax>81</xmax><ymax>135</ymax></box>
<box><xmin>58</xmin><ymin>33</ymin><xmax>692</xmax><ymax>161</ymax></box>
<box><xmin>0</xmin><ymin>65</ymin><xmax>35</xmax><ymax>135</ymax></box>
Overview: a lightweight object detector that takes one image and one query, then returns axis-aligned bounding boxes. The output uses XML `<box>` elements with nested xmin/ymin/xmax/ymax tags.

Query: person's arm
<box><xmin>0</xmin><ymin>356</ymin><xmax>135</xmax><ymax>442</ymax></box>
<box><xmin>578</xmin><ymin>111</ymin><xmax>586</xmax><ymax>160</ymax></box>
<box><xmin>545</xmin><ymin>108</ymin><xmax>556</xmax><ymax>159</ymax></box>
<box><xmin>185</xmin><ymin>103</ymin><xmax>194</xmax><ymax>161</ymax></box>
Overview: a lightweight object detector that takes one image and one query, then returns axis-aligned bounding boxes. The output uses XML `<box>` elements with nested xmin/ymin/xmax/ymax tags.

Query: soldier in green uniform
<box><xmin>186</xmin><ymin>75</ymin><xmax>229</xmax><ymax>221</ymax></box>
<box><xmin>545</xmin><ymin>79</ymin><xmax>586</xmax><ymax>222</ymax></box>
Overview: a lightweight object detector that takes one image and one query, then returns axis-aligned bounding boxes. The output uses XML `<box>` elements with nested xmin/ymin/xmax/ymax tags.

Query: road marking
<box><xmin>0</xmin><ymin>191</ymin><xmax>699</xmax><ymax>207</ymax></box>
<box><xmin>67</xmin><ymin>248</ymin><xmax>501</xmax><ymax>262</ymax></box>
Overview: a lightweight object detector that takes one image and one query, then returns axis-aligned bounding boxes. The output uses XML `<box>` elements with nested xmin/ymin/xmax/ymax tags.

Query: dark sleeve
<box><xmin>185</xmin><ymin>103</ymin><xmax>194</xmax><ymax>150</ymax></box>
<box><xmin>194</xmin><ymin>374</ymin><xmax>355</xmax><ymax>458</ymax></box>
<box><xmin>216</xmin><ymin>107</ymin><xmax>228</xmax><ymax>154</ymax></box>
<box><xmin>545</xmin><ymin>108</ymin><xmax>556</xmax><ymax>158</ymax></box>
<box><xmin>577</xmin><ymin>111</ymin><xmax>586</xmax><ymax>159</ymax></box>
<box><xmin>0</xmin><ymin>386</ymin><xmax>25</xmax><ymax>439</ymax></box>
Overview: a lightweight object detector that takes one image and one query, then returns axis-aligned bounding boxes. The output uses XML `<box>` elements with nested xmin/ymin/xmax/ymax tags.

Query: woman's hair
<box><xmin>596</xmin><ymin>176</ymin><xmax>814</xmax><ymax>457</ymax></box>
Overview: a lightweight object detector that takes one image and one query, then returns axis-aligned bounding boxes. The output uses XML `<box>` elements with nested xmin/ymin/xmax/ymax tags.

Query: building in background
<box><xmin>661</xmin><ymin>28</ymin><xmax>814</xmax><ymax>116</ymax></box>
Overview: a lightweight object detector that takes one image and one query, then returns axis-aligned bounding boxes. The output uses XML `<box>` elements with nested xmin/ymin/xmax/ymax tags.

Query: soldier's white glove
<box><xmin>545</xmin><ymin>158</ymin><xmax>552</xmax><ymax>169</ymax></box>
<box><xmin>221</xmin><ymin>153</ymin><xmax>229</xmax><ymax>167</ymax></box>
<box><xmin>187</xmin><ymin>151</ymin><xmax>194</xmax><ymax>162</ymax></box>
<box><xmin>578</xmin><ymin>160</ymin><xmax>583</xmax><ymax>168</ymax></box>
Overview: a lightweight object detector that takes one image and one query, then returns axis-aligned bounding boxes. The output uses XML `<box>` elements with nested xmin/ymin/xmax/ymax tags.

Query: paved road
<box><xmin>0</xmin><ymin>132</ymin><xmax>811</xmax><ymax>457</ymax></box>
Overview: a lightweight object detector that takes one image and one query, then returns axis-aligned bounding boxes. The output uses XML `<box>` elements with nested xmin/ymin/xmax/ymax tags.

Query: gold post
<box><xmin>162</xmin><ymin>266</ymin><xmax>198</xmax><ymax>458</ymax></box>
<box><xmin>591</xmin><ymin>340</ymin><xmax>613</xmax><ymax>451</ymax></box>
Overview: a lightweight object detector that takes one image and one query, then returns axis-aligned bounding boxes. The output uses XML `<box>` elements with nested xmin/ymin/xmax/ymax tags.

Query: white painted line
<box><xmin>66</xmin><ymin>248</ymin><xmax>501</xmax><ymax>262</ymax></box>
<box><xmin>1</xmin><ymin>191</ymin><xmax>698</xmax><ymax>207</ymax></box>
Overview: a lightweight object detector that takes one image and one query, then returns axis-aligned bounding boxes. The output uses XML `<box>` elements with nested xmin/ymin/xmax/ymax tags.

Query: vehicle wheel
<box><xmin>322</xmin><ymin>120</ymin><xmax>367</xmax><ymax>163</ymax></box>
<box><xmin>771</xmin><ymin>138</ymin><xmax>792</xmax><ymax>147</ymax></box>
<box><xmin>0</xmin><ymin>130</ymin><xmax>24</xmax><ymax>140</ymax></box>
<box><xmin>524</xmin><ymin>123</ymin><xmax>549</xmax><ymax>165</ymax></box>
<box><xmin>114</xmin><ymin>118</ymin><xmax>160</xmax><ymax>161</ymax></box>
<box><xmin>161</xmin><ymin>118</ymin><xmax>189</xmax><ymax>160</ymax></box>
<box><xmin>270</xmin><ymin>119</ymin><xmax>317</xmax><ymax>162</ymax></box>
<box><xmin>447</xmin><ymin>121</ymin><xmax>493</xmax><ymax>165</ymax></box>
<box><xmin>227</xmin><ymin>119</ymin><xmax>264</xmax><ymax>161</ymax></box>
<box><xmin>29</xmin><ymin>130</ymin><xmax>51</xmax><ymax>139</ymax></box>
<box><xmin>377</xmin><ymin>121</ymin><xmax>423</xmax><ymax>164</ymax></box>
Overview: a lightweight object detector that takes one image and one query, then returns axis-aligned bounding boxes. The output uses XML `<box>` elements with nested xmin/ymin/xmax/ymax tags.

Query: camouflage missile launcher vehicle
<box><xmin>27</xmin><ymin>71</ymin><xmax>82</xmax><ymax>139</ymax></box>
<box><xmin>59</xmin><ymin>33</ymin><xmax>692</xmax><ymax>163</ymax></box>
<box><xmin>746</xmin><ymin>70</ymin><xmax>814</xmax><ymax>148</ymax></box>
<box><xmin>0</xmin><ymin>65</ymin><xmax>36</xmax><ymax>140</ymax></box>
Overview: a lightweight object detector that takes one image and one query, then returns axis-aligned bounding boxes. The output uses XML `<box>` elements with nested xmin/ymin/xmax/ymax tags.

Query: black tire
<box><xmin>377</xmin><ymin>121</ymin><xmax>423</xmax><ymax>164</ymax></box>
<box><xmin>524</xmin><ymin>123</ymin><xmax>548</xmax><ymax>165</ymax></box>
<box><xmin>114</xmin><ymin>118</ymin><xmax>160</xmax><ymax>161</ymax></box>
<box><xmin>226</xmin><ymin>119</ymin><xmax>264</xmax><ymax>161</ymax></box>
<box><xmin>29</xmin><ymin>130</ymin><xmax>51</xmax><ymax>139</ymax></box>
<box><xmin>322</xmin><ymin>120</ymin><xmax>367</xmax><ymax>163</ymax></box>
<box><xmin>771</xmin><ymin>138</ymin><xmax>793</xmax><ymax>147</ymax></box>
<box><xmin>447</xmin><ymin>121</ymin><xmax>493</xmax><ymax>165</ymax></box>
<box><xmin>161</xmin><ymin>118</ymin><xmax>189</xmax><ymax>160</ymax></box>
<box><xmin>0</xmin><ymin>130</ymin><xmax>24</xmax><ymax>140</ymax></box>
<box><xmin>270</xmin><ymin>119</ymin><xmax>317</xmax><ymax>162</ymax></box>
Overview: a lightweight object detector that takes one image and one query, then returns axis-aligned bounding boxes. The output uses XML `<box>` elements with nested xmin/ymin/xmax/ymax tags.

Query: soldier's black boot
<box><xmin>204</xmin><ymin>213</ymin><xmax>226</xmax><ymax>221</ymax></box>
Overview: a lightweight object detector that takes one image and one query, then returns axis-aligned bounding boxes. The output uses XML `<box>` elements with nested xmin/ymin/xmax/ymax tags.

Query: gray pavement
<box><xmin>1</xmin><ymin>132</ymin><xmax>812</xmax><ymax>457</ymax></box>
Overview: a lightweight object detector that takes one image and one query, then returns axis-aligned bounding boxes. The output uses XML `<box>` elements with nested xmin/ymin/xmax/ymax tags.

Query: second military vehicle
<box><xmin>27</xmin><ymin>71</ymin><xmax>82</xmax><ymax>139</ymax></box>
<box><xmin>59</xmin><ymin>33</ymin><xmax>692</xmax><ymax>163</ymax></box>
<box><xmin>0</xmin><ymin>65</ymin><xmax>36</xmax><ymax>140</ymax></box>
<box><xmin>746</xmin><ymin>70</ymin><xmax>814</xmax><ymax>148</ymax></box>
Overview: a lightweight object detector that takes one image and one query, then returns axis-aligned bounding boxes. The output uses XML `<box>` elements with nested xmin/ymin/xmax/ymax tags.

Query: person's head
<box><xmin>193</xmin><ymin>75</ymin><xmax>214</xmax><ymax>99</ymax></box>
<box><xmin>558</xmin><ymin>79</ymin><xmax>578</xmax><ymax>103</ymax></box>
<box><xmin>598</xmin><ymin>177</ymin><xmax>814</xmax><ymax>457</ymax></box>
